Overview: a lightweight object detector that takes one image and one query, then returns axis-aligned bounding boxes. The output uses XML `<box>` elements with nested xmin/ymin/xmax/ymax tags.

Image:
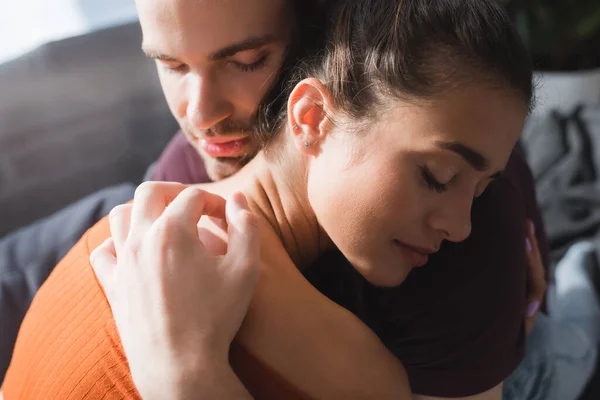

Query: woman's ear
<box><xmin>287</xmin><ymin>78</ymin><xmax>333</xmax><ymax>155</ymax></box>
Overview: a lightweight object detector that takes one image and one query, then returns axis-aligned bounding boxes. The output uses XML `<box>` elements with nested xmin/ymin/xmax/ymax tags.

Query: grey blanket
<box><xmin>521</xmin><ymin>106</ymin><xmax>600</xmax><ymax>268</ymax></box>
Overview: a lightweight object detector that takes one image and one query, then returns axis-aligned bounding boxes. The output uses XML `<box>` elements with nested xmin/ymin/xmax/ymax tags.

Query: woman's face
<box><xmin>307</xmin><ymin>86</ymin><xmax>527</xmax><ymax>287</ymax></box>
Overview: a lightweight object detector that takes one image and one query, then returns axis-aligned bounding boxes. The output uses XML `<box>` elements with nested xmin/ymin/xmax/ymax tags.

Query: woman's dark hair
<box><xmin>256</xmin><ymin>0</ymin><xmax>533</xmax><ymax>143</ymax></box>
<box><xmin>253</xmin><ymin>0</ymin><xmax>326</xmax><ymax>144</ymax></box>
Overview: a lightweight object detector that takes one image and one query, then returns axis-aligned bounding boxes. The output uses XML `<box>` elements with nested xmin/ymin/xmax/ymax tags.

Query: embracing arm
<box><xmin>169</xmin><ymin>363</ymin><xmax>253</xmax><ymax>400</ymax></box>
<box><xmin>94</xmin><ymin>183</ymin><xmax>512</xmax><ymax>400</ymax></box>
<box><xmin>234</xmin><ymin>222</ymin><xmax>411</xmax><ymax>399</ymax></box>
<box><xmin>239</xmin><ymin>241</ymin><xmax>506</xmax><ymax>400</ymax></box>
<box><xmin>243</xmin><ymin>216</ymin><xmax>544</xmax><ymax>399</ymax></box>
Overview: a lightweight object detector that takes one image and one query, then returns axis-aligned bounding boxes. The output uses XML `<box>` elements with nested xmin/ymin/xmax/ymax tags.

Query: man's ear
<box><xmin>287</xmin><ymin>78</ymin><xmax>333</xmax><ymax>155</ymax></box>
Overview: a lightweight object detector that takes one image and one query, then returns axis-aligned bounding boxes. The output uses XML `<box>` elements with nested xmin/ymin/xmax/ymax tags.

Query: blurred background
<box><xmin>0</xmin><ymin>0</ymin><xmax>138</xmax><ymax>64</ymax></box>
<box><xmin>0</xmin><ymin>0</ymin><xmax>600</xmax><ymax>398</ymax></box>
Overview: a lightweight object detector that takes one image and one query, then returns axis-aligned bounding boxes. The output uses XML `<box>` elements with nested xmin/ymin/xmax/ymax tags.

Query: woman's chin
<box><xmin>357</xmin><ymin>263</ymin><xmax>413</xmax><ymax>288</ymax></box>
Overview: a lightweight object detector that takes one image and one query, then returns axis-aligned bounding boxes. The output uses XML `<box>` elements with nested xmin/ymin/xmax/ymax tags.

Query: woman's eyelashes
<box><xmin>420</xmin><ymin>165</ymin><xmax>503</xmax><ymax>197</ymax></box>
<box><xmin>420</xmin><ymin>166</ymin><xmax>448</xmax><ymax>193</ymax></box>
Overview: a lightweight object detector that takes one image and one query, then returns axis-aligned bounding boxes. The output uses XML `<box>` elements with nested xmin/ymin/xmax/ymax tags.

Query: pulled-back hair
<box><xmin>256</xmin><ymin>0</ymin><xmax>533</xmax><ymax>143</ymax></box>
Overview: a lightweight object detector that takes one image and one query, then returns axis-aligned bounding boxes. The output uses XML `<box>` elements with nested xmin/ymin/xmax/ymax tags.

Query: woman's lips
<box><xmin>199</xmin><ymin>136</ymin><xmax>250</xmax><ymax>158</ymax></box>
<box><xmin>393</xmin><ymin>240</ymin><xmax>434</xmax><ymax>267</ymax></box>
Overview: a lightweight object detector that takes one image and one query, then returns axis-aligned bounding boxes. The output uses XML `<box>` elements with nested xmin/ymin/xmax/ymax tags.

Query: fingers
<box><xmin>159</xmin><ymin>187</ymin><xmax>227</xmax><ymax>234</ymax></box>
<box><xmin>525</xmin><ymin>220</ymin><xmax>546</xmax><ymax>315</ymax></box>
<box><xmin>224</xmin><ymin>192</ymin><xmax>260</xmax><ymax>281</ymax></box>
<box><xmin>128</xmin><ymin>182</ymin><xmax>190</xmax><ymax>241</ymax></box>
<box><xmin>109</xmin><ymin>204</ymin><xmax>132</xmax><ymax>256</ymax></box>
<box><xmin>90</xmin><ymin>238</ymin><xmax>117</xmax><ymax>300</ymax></box>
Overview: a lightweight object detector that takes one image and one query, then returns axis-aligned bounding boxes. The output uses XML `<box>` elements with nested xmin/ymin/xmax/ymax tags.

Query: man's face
<box><xmin>136</xmin><ymin>0</ymin><xmax>293</xmax><ymax>180</ymax></box>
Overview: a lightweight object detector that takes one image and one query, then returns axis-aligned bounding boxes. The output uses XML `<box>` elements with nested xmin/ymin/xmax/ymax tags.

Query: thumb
<box><xmin>225</xmin><ymin>192</ymin><xmax>260</xmax><ymax>279</ymax></box>
<box><xmin>90</xmin><ymin>238</ymin><xmax>118</xmax><ymax>303</ymax></box>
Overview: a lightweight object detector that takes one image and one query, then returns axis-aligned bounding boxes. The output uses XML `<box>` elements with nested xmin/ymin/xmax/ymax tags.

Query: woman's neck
<box><xmin>204</xmin><ymin>145</ymin><xmax>331</xmax><ymax>270</ymax></box>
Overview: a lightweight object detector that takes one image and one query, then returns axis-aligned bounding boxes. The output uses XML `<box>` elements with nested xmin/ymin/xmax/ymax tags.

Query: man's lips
<box><xmin>199</xmin><ymin>136</ymin><xmax>250</xmax><ymax>158</ymax></box>
<box><xmin>393</xmin><ymin>240</ymin><xmax>438</xmax><ymax>267</ymax></box>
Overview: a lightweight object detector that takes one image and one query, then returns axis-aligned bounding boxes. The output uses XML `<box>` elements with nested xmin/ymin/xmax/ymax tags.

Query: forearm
<box><xmin>174</xmin><ymin>363</ymin><xmax>253</xmax><ymax>400</ymax></box>
<box><xmin>238</xmin><ymin>251</ymin><xmax>411</xmax><ymax>398</ymax></box>
<box><xmin>140</xmin><ymin>361</ymin><xmax>253</xmax><ymax>400</ymax></box>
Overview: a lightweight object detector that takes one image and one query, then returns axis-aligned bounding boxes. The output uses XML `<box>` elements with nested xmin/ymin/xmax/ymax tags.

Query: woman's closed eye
<box><xmin>420</xmin><ymin>166</ymin><xmax>448</xmax><ymax>193</ymax></box>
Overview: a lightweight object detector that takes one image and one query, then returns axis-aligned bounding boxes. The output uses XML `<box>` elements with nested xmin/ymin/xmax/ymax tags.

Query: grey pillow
<box><xmin>0</xmin><ymin>22</ymin><xmax>178</xmax><ymax>237</ymax></box>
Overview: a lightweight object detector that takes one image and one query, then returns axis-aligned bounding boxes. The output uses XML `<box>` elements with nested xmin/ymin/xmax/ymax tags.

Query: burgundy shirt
<box><xmin>152</xmin><ymin>132</ymin><xmax>210</xmax><ymax>184</ymax></box>
<box><xmin>153</xmin><ymin>131</ymin><xmax>549</xmax><ymax>397</ymax></box>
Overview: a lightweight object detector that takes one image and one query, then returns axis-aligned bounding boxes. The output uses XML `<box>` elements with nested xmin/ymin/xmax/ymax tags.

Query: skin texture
<box><xmin>136</xmin><ymin>0</ymin><xmax>293</xmax><ymax>180</ymax></box>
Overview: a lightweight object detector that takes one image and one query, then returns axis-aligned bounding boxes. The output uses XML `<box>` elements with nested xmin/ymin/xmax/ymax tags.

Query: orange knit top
<box><xmin>2</xmin><ymin>216</ymin><xmax>310</xmax><ymax>400</ymax></box>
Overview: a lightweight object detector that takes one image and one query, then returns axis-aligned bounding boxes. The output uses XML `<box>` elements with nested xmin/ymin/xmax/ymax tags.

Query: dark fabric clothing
<box><xmin>153</xmin><ymin>132</ymin><xmax>549</xmax><ymax>397</ymax></box>
<box><xmin>151</xmin><ymin>132</ymin><xmax>209</xmax><ymax>184</ymax></box>
<box><xmin>0</xmin><ymin>183</ymin><xmax>136</xmax><ymax>383</ymax></box>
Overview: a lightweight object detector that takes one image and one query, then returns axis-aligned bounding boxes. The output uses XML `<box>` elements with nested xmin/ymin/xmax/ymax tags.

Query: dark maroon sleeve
<box><xmin>151</xmin><ymin>131</ymin><xmax>212</xmax><ymax>184</ymax></box>
<box><xmin>509</xmin><ymin>145</ymin><xmax>550</xmax><ymax>290</ymax></box>
<box><xmin>352</xmin><ymin>149</ymin><xmax>547</xmax><ymax>397</ymax></box>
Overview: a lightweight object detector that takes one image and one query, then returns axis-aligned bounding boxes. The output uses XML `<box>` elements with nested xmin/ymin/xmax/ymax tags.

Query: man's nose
<box><xmin>185</xmin><ymin>73</ymin><xmax>233</xmax><ymax>132</ymax></box>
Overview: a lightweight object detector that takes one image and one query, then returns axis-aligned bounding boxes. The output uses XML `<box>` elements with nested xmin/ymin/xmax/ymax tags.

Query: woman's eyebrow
<box><xmin>436</xmin><ymin>140</ymin><xmax>489</xmax><ymax>172</ymax></box>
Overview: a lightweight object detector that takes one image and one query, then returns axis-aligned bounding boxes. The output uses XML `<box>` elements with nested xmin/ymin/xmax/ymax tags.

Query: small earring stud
<box><xmin>292</xmin><ymin>124</ymin><xmax>299</xmax><ymax>131</ymax></box>
<box><xmin>304</xmin><ymin>141</ymin><xmax>311</xmax><ymax>148</ymax></box>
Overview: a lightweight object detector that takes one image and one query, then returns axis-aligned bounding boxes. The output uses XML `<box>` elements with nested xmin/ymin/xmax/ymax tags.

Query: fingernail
<box><xmin>526</xmin><ymin>237</ymin><xmax>532</xmax><ymax>253</ymax></box>
<box><xmin>529</xmin><ymin>220</ymin><xmax>535</xmax><ymax>236</ymax></box>
<box><xmin>232</xmin><ymin>192</ymin><xmax>249</xmax><ymax>211</ymax></box>
<box><xmin>228</xmin><ymin>192</ymin><xmax>251</xmax><ymax>232</ymax></box>
<box><xmin>527</xmin><ymin>300</ymin><xmax>540</xmax><ymax>318</ymax></box>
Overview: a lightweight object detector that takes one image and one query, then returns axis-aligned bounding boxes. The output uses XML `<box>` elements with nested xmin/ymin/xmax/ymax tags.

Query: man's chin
<box><xmin>204</xmin><ymin>156</ymin><xmax>250</xmax><ymax>181</ymax></box>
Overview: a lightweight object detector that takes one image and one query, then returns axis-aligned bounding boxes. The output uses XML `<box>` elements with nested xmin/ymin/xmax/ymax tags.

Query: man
<box><xmin>1</xmin><ymin>0</ymin><xmax>547</xmax><ymax>398</ymax></box>
<box><xmin>0</xmin><ymin>0</ymin><xmax>312</xmax><ymax>382</ymax></box>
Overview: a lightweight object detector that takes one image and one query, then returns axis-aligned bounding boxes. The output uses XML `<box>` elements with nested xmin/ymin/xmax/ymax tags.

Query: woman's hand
<box><xmin>90</xmin><ymin>182</ymin><xmax>259</xmax><ymax>399</ymax></box>
<box><xmin>524</xmin><ymin>219</ymin><xmax>547</xmax><ymax>336</ymax></box>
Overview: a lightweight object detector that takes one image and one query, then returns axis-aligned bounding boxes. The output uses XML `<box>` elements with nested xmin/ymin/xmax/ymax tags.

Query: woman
<box><xmin>2</xmin><ymin>0</ymin><xmax>536</xmax><ymax>398</ymax></box>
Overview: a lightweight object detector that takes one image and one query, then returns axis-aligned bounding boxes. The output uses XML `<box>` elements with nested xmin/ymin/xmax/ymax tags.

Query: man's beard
<box><xmin>201</xmin><ymin>150</ymin><xmax>257</xmax><ymax>181</ymax></box>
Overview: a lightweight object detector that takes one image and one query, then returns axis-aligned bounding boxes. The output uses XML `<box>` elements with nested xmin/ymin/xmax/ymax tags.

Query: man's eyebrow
<box><xmin>437</xmin><ymin>141</ymin><xmax>489</xmax><ymax>172</ymax></box>
<box><xmin>142</xmin><ymin>35</ymin><xmax>275</xmax><ymax>63</ymax></box>
<box><xmin>209</xmin><ymin>34</ymin><xmax>276</xmax><ymax>60</ymax></box>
